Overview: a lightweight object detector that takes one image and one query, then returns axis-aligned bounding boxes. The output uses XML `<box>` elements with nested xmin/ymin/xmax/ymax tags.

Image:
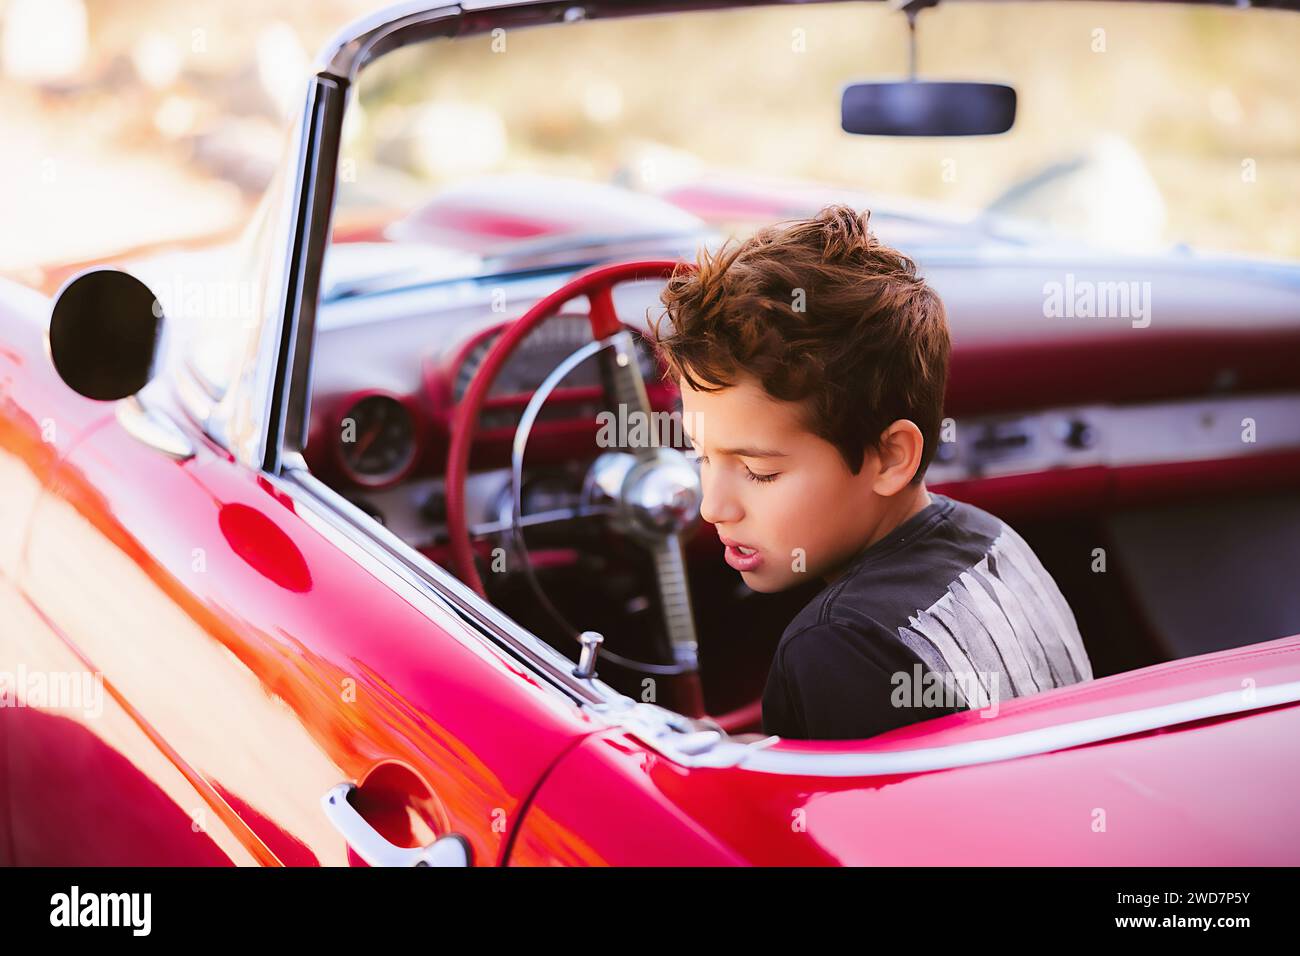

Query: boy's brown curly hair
<box><xmin>649</xmin><ymin>204</ymin><xmax>950</xmax><ymax>483</ymax></box>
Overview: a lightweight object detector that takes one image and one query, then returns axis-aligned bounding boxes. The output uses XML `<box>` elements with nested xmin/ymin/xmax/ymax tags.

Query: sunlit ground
<box><xmin>0</xmin><ymin>0</ymin><xmax>374</xmax><ymax>277</ymax></box>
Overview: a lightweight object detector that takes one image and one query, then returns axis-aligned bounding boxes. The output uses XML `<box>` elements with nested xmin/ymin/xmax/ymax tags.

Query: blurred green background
<box><xmin>3</xmin><ymin>0</ymin><xmax>1298</xmax><ymax>280</ymax></box>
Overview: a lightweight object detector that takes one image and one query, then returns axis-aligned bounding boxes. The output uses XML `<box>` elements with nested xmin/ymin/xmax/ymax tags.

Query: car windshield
<box><xmin>326</xmin><ymin>0</ymin><xmax>1300</xmax><ymax>295</ymax></box>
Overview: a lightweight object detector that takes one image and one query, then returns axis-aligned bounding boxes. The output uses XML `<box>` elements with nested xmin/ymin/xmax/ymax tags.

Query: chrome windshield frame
<box><xmin>206</xmin><ymin>0</ymin><xmax>1300</xmax><ymax>478</ymax></box>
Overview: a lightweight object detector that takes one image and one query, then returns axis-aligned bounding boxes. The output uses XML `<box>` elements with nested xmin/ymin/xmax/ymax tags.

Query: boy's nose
<box><xmin>698</xmin><ymin>471</ymin><xmax>743</xmax><ymax>526</ymax></box>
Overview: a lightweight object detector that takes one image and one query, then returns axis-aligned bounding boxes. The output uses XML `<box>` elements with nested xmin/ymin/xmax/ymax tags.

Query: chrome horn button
<box><xmin>583</xmin><ymin>448</ymin><xmax>702</xmax><ymax>544</ymax></box>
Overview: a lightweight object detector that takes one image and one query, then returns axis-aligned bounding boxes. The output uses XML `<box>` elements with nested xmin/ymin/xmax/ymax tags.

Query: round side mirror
<box><xmin>47</xmin><ymin>269</ymin><xmax>164</xmax><ymax>401</ymax></box>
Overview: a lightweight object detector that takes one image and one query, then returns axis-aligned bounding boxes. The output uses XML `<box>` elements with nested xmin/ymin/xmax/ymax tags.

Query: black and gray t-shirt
<box><xmin>761</xmin><ymin>492</ymin><xmax>1094</xmax><ymax>740</ymax></box>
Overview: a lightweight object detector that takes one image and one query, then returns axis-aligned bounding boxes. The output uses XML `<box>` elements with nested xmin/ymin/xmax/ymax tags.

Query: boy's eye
<box><xmin>691</xmin><ymin>452</ymin><xmax>777</xmax><ymax>483</ymax></box>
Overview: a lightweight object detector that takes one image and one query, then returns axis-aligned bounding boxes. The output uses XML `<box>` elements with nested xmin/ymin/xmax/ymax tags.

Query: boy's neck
<box><xmin>822</xmin><ymin>482</ymin><xmax>933</xmax><ymax>586</ymax></box>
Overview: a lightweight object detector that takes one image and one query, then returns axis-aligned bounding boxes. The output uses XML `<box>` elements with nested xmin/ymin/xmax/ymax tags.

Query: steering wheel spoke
<box><xmin>587</xmin><ymin>285</ymin><xmax>623</xmax><ymax>339</ymax></box>
<box><xmin>468</xmin><ymin>503</ymin><xmax>614</xmax><ymax>539</ymax></box>
<box><xmin>446</xmin><ymin>260</ymin><xmax>709</xmax><ymax>714</ymax></box>
<box><xmin>650</xmin><ymin>532</ymin><xmax>700</xmax><ymax>668</ymax></box>
<box><xmin>600</xmin><ymin>329</ymin><xmax>659</xmax><ymax>456</ymax></box>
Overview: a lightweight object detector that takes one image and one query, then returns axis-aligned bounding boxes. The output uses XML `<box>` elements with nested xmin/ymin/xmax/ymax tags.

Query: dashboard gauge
<box><xmin>453</xmin><ymin>315</ymin><xmax>661</xmax><ymax>402</ymax></box>
<box><xmin>338</xmin><ymin>394</ymin><xmax>417</xmax><ymax>486</ymax></box>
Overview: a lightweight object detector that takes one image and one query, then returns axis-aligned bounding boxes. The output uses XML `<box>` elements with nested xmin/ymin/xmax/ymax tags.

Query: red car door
<box><xmin>11</xmin><ymin>378</ymin><xmax>594</xmax><ymax>865</ymax></box>
<box><xmin>0</xmin><ymin>294</ymin><xmax>222</xmax><ymax>864</ymax></box>
<box><xmin>510</xmin><ymin>634</ymin><xmax>1300</xmax><ymax>865</ymax></box>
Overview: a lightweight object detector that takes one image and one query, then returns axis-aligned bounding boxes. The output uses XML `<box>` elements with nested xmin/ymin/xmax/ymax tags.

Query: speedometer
<box><xmin>338</xmin><ymin>394</ymin><xmax>417</xmax><ymax>487</ymax></box>
<box><xmin>453</xmin><ymin>315</ymin><xmax>661</xmax><ymax>402</ymax></box>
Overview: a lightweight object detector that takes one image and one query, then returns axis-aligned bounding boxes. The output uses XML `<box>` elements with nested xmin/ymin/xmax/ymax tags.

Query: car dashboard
<box><xmin>300</xmin><ymin>253</ymin><xmax>1300</xmax><ymax>683</ymax></box>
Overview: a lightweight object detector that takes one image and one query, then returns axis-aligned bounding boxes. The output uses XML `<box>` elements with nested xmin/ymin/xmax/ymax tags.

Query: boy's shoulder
<box><xmin>769</xmin><ymin>489</ymin><xmax>1094</xmax><ymax>731</ymax></box>
<box><xmin>781</xmin><ymin>492</ymin><xmax>1005</xmax><ymax>642</ymax></box>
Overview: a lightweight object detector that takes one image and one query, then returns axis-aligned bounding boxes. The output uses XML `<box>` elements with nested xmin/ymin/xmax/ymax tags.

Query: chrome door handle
<box><xmin>321</xmin><ymin>783</ymin><xmax>472</xmax><ymax>867</ymax></box>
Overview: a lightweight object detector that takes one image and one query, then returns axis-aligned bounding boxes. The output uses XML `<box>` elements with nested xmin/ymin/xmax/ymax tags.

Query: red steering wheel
<box><xmin>446</xmin><ymin>259</ymin><xmax>682</xmax><ymax>591</ymax></box>
<box><xmin>445</xmin><ymin>259</ymin><xmax>718</xmax><ymax>717</ymax></box>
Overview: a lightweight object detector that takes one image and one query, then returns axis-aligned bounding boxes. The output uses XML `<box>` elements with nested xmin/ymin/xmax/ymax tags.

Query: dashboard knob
<box><xmin>1057</xmin><ymin>417</ymin><xmax>1097</xmax><ymax>450</ymax></box>
<box><xmin>574</xmin><ymin>631</ymin><xmax>604</xmax><ymax>679</ymax></box>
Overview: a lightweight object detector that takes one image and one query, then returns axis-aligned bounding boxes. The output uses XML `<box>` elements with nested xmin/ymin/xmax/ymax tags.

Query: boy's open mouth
<box><xmin>719</xmin><ymin>536</ymin><xmax>763</xmax><ymax>572</ymax></box>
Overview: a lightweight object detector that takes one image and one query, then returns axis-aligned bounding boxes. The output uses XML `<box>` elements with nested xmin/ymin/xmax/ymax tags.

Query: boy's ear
<box><xmin>870</xmin><ymin>419</ymin><xmax>925</xmax><ymax>496</ymax></box>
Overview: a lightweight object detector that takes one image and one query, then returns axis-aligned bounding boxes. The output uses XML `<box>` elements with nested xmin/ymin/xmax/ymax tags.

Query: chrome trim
<box><xmin>270</xmin><ymin>77</ymin><xmax>347</xmax><ymax>473</ymax></box>
<box><xmin>314</xmin><ymin>2</ymin><xmax>815</xmax><ymax>83</ymax></box>
<box><xmin>925</xmin><ymin>391</ymin><xmax>1300</xmax><ymax>484</ymax></box>
<box><xmin>1103</xmin><ymin>393</ymin><xmax>1300</xmax><ymax>466</ymax></box>
<box><xmin>115</xmin><ymin>395</ymin><xmax>195</xmax><ymax>462</ymax></box>
<box><xmin>590</xmin><ymin>695</ymin><xmax>781</xmax><ymax>768</ymax></box>
<box><xmin>621</xmin><ymin>453</ymin><xmax>702</xmax><ymax>540</ymax></box>
<box><xmin>731</xmin><ymin>679</ymin><xmax>1300</xmax><ymax>777</ymax></box>
<box><xmin>469</xmin><ymin>503</ymin><xmax>614</xmax><ymax>537</ymax></box>
<box><xmin>317</xmin><ymin>2</ymin><xmax>462</xmax><ymax>81</ymax></box>
<box><xmin>508</xmin><ymin>337</ymin><xmax>607</xmax><ymax>643</ymax></box>
<box><xmin>574</xmin><ymin>630</ymin><xmax>604</xmax><ymax>679</ymax></box>
<box><xmin>321</xmin><ymin>783</ymin><xmax>472</xmax><ymax>866</ymax></box>
<box><xmin>460</xmin><ymin>0</ymin><xmax>577</xmax><ymax>7</ymax></box>
<box><xmin>173</xmin><ymin>363</ymin><xmax>216</xmax><ymax>438</ymax></box>
<box><xmin>196</xmin><ymin>89</ymin><xmax>312</xmax><ymax>471</ymax></box>
<box><xmin>273</xmin><ymin>463</ymin><xmax>632</xmax><ymax>710</ymax></box>
<box><xmin>316</xmin><ymin>0</ymin><xmax>1300</xmax><ymax>85</ymax></box>
<box><xmin>587</xmin><ymin>449</ymin><xmax>703</xmax><ymax>543</ymax></box>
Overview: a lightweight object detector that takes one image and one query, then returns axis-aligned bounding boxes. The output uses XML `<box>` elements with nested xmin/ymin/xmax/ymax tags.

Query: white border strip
<box><xmin>734</xmin><ymin>679</ymin><xmax>1300</xmax><ymax>776</ymax></box>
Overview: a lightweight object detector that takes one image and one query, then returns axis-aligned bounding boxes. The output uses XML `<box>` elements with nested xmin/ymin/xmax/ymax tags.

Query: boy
<box><xmin>649</xmin><ymin>205</ymin><xmax>1094</xmax><ymax>740</ymax></box>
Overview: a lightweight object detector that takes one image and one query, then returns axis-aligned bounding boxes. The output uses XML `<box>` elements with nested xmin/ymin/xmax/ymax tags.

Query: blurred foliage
<box><xmin>350</xmin><ymin>3</ymin><xmax>1300</xmax><ymax>258</ymax></box>
<box><xmin>3</xmin><ymin>0</ymin><xmax>1299</xmax><ymax>268</ymax></box>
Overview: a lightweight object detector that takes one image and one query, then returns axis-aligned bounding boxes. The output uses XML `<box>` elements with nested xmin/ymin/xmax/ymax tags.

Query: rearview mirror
<box><xmin>841</xmin><ymin>81</ymin><xmax>1016</xmax><ymax>136</ymax></box>
<box><xmin>47</xmin><ymin>269</ymin><xmax>163</xmax><ymax>401</ymax></box>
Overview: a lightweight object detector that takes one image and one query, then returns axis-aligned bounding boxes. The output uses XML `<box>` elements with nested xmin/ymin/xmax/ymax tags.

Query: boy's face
<box><xmin>678</xmin><ymin>370</ymin><xmax>893</xmax><ymax>593</ymax></box>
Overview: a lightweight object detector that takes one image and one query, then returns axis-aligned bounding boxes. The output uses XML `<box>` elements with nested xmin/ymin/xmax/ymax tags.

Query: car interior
<box><xmin>300</xmin><ymin>232</ymin><xmax>1300</xmax><ymax>733</ymax></box>
<box><xmin>290</xmin><ymin>2</ymin><xmax>1300</xmax><ymax>735</ymax></box>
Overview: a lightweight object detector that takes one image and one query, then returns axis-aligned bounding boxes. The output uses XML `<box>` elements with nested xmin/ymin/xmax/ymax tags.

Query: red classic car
<box><xmin>2</xmin><ymin>0</ymin><xmax>1300</xmax><ymax>866</ymax></box>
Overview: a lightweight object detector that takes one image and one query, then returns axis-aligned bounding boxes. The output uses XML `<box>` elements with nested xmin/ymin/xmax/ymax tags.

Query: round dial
<box><xmin>339</xmin><ymin>395</ymin><xmax>416</xmax><ymax>485</ymax></box>
<box><xmin>453</xmin><ymin>317</ymin><xmax>661</xmax><ymax>402</ymax></box>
